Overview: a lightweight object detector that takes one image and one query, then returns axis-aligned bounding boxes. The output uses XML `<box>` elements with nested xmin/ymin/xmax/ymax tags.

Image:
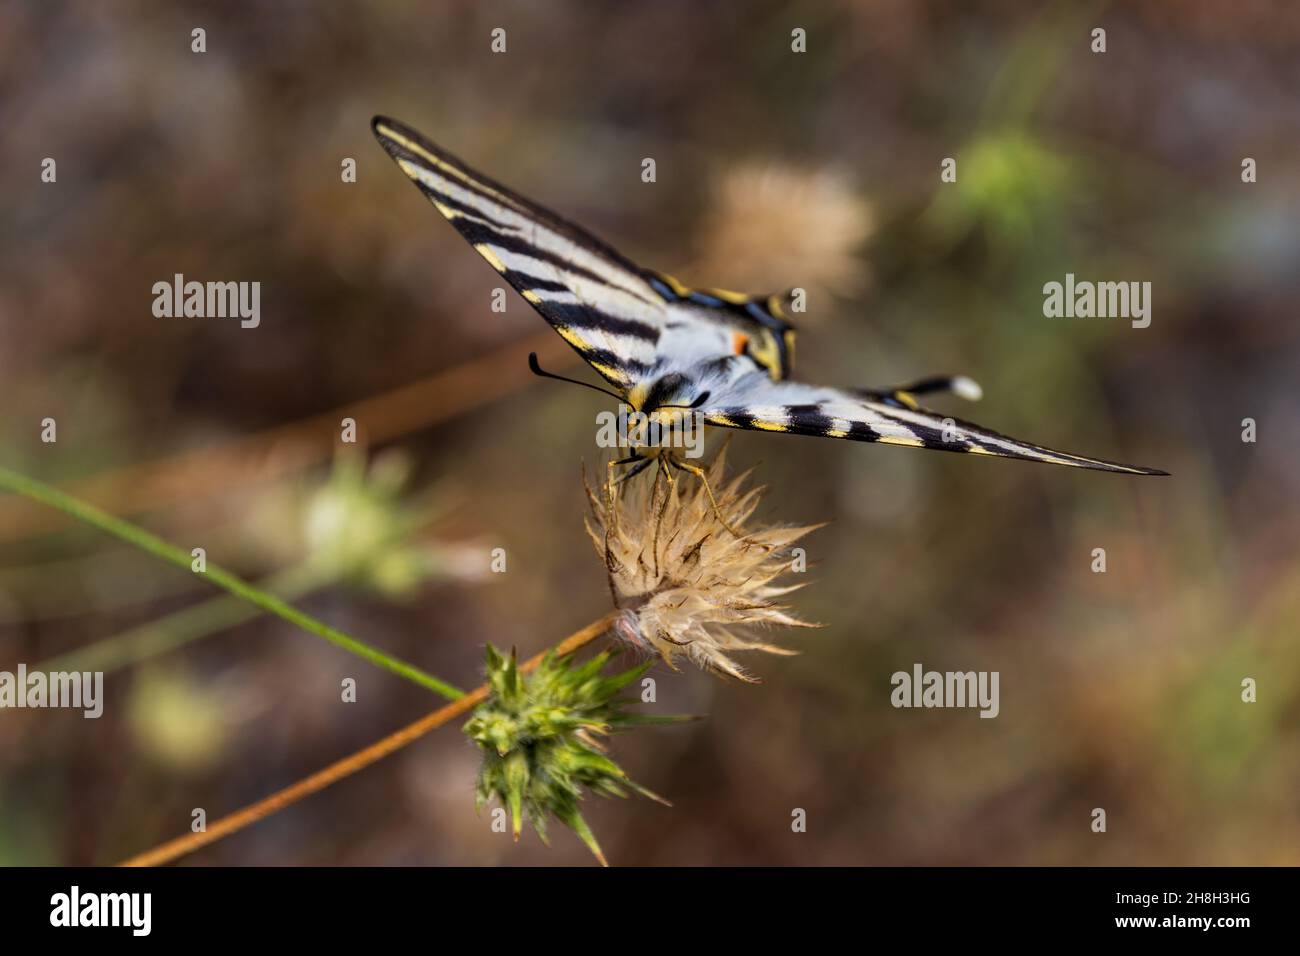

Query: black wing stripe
<box><xmin>539</xmin><ymin>302</ymin><xmax>660</xmax><ymax>342</ymax></box>
<box><xmin>443</xmin><ymin>220</ymin><xmax>660</xmax><ymax>311</ymax></box>
<box><xmin>785</xmin><ymin>405</ymin><xmax>837</xmax><ymax>435</ymax></box>
<box><xmin>579</xmin><ymin>348</ymin><xmax>651</xmax><ymax>378</ymax></box>
<box><xmin>723</xmin><ymin>411</ymin><xmax>757</xmax><ymax>430</ymax></box>
<box><xmin>846</xmin><ymin>421</ymin><xmax>882</xmax><ymax>442</ymax></box>
<box><xmin>501</xmin><ymin>271</ymin><xmax>571</xmax><ymax>295</ymax></box>
<box><xmin>412</xmin><ymin>188</ymin><xmax>516</xmax><ymax>231</ymax></box>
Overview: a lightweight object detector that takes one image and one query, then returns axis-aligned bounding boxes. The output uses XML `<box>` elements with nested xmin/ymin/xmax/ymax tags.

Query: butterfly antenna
<box><xmin>528</xmin><ymin>353</ymin><xmax>624</xmax><ymax>402</ymax></box>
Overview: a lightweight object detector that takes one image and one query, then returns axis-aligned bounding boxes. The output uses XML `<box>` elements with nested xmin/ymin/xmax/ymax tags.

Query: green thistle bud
<box><xmin>464</xmin><ymin>644</ymin><xmax>683</xmax><ymax>865</ymax></box>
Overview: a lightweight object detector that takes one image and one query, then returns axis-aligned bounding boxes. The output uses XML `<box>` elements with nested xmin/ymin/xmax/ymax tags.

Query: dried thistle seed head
<box><xmin>463</xmin><ymin>645</ymin><xmax>672</xmax><ymax>865</ymax></box>
<box><xmin>692</xmin><ymin>162</ymin><xmax>875</xmax><ymax>313</ymax></box>
<box><xmin>585</xmin><ymin>449</ymin><xmax>822</xmax><ymax>683</ymax></box>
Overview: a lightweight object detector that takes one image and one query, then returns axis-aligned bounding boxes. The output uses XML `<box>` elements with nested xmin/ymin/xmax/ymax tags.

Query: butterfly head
<box><xmin>619</xmin><ymin>373</ymin><xmax>707</xmax><ymax>454</ymax></box>
<box><xmin>627</xmin><ymin>372</ymin><xmax>707</xmax><ymax>414</ymax></box>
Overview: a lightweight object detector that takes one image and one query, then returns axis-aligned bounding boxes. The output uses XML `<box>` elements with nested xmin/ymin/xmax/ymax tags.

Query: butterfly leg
<box><xmin>668</xmin><ymin>456</ymin><xmax>745</xmax><ymax>539</ymax></box>
<box><xmin>605</xmin><ymin>455</ymin><xmax>650</xmax><ymax>572</ymax></box>
<box><xmin>605</xmin><ymin>454</ymin><xmax>644</xmax><ymax>506</ymax></box>
<box><xmin>610</xmin><ymin>455</ymin><xmax>653</xmax><ymax>488</ymax></box>
<box><xmin>648</xmin><ymin>457</ymin><xmax>677</xmax><ymax>578</ymax></box>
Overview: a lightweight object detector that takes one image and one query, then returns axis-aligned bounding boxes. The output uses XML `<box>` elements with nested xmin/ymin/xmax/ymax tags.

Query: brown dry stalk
<box><xmin>1</xmin><ymin>331</ymin><xmax>573</xmax><ymax>543</ymax></box>
<box><xmin>117</xmin><ymin>612</ymin><xmax>617</xmax><ymax>868</ymax></box>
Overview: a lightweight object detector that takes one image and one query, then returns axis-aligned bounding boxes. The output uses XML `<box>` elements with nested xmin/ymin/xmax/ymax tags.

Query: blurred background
<box><xmin>2</xmin><ymin>0</ymin><xmax>1298</xmax><ymax>866</ymax></box>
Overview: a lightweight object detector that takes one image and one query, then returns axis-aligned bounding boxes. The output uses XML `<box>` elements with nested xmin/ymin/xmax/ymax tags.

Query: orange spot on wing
<box><xmin>732</xmin><ymin>332</ymin><xmax>749</xmax><ymax>355</ymax></box>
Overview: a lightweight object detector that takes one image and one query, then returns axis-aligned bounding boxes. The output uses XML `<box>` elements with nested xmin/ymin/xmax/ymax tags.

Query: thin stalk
<box><xmin>118</xmin><ymin>612</ymin><xmax>617</xmax><ymax>868</ymax></box>
<box><xmin>0</xmin><ymin>464</ymin><xmax>462</xmax><ymax>701</ymax></box>
<box><xmin>33</xmin><ymin>562</ymin><xmax>327</xmax><ymax>676</ymax></box>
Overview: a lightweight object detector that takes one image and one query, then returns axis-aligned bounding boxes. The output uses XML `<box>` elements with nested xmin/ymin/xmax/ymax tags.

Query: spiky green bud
<box><xmin>464</xmin><ymin>645</ymin><xmax>681</xmax><ymax>865</ymax></box>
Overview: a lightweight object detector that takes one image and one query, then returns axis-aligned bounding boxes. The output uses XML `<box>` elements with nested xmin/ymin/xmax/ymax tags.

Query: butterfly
<box><xmin>372</xmin><ymin>115</ymin><xmax>1167</xmax><ymax>518</ymax></box>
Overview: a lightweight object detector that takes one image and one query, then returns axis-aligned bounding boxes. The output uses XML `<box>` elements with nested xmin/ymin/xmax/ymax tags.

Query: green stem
<box><xmin>0</xmin><ymin>464</ymin><xmax>464</xmax><ymax>701</ymax></box>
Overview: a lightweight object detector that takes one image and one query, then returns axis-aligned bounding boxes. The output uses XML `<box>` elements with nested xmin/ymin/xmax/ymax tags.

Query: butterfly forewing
<box><xmin>372</xmin><ymin>116</ymin><xmax>746</xmax><ymax>390</ymax></box>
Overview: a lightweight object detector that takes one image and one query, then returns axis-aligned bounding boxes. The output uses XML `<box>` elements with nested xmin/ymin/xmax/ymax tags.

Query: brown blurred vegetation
<box><xmin>1</xmin><ymin>0</ymin><xmax>1298</xmax><ymax>865</ymax></box>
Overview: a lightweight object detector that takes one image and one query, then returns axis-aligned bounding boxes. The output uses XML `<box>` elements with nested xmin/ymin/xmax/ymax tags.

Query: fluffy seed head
<box><xmin>691</xmin><ymin>161</ymin><xmax>875</xmax><ymax>312</ymax></box>
<box><xmin>585</xmin><ymin>450</ymin><xmax>821</xmax><ymax>682</ymax></box>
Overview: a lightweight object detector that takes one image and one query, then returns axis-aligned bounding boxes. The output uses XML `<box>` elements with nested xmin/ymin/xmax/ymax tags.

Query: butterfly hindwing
<box><xmin>700</xmin><ymin>369</ymin><xmax>1167</xmax><ymax>475</ymax></box>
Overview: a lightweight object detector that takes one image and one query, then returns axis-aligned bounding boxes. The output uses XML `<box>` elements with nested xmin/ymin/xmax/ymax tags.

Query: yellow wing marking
<box><xmin>553</xmin><ymin>325</ymin><xmax>591</xmax><ymax>350</ymax></box>
<box><xmin>376</xmin><ymin>122</ymin><xmax>518</xmax><ymax>208</ymax></box>
<box><xmin>473</xmin><ymin>243</ymin><xmax>508</xmax><ymax>274</ymax></box>
<box><xmin>657</xmin><ymin>271</ymin><xmax>750</xmax><ymax>305</ymax></box>
<box><xmin>432</xmin><ymin>200</ymin><xmax>463</xmax><ymax>220</ymax></box>
<box><xmin>706</xmin><ymin>287</ymin><xmax>752</xmax><ymax>305</ymax></box>
<box><xmin>589</xmin><ymin>362</ymin><xmax>627</xmax><ymax>386</ymax></box>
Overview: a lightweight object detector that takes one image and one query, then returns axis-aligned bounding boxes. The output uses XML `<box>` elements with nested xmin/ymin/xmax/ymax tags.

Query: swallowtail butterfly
<box><xmin>372</xmin><ymin>116</ymin><xmax>1167</xmax><ymax>493</ymax></box>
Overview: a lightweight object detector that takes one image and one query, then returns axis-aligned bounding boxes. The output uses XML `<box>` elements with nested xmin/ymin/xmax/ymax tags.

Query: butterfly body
<box><xmin>373</xmin><ymin>116</ymin><xmax>1166</xmax><ymax>479</ymax></box>
<box><xmin>643</xmin><ymin>276</ymin><xmax>796</xmax><ymax>382</ymax></box>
